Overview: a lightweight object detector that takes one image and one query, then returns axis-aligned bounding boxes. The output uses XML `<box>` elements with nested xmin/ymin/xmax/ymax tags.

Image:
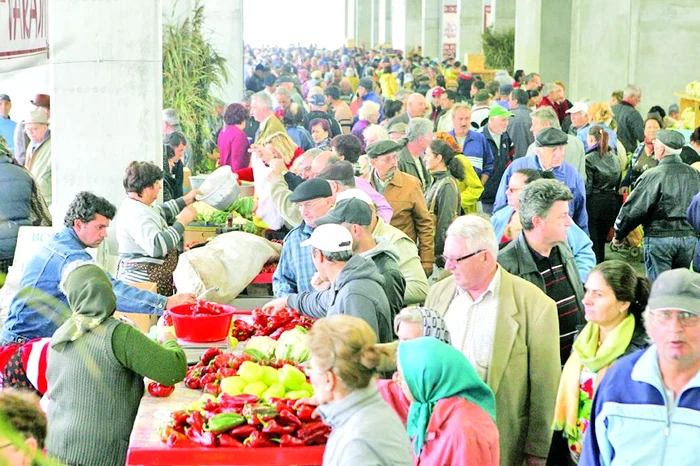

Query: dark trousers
<box><xmin>586</xmin><ymin>192</ymin><xmax>620</xmax><ymax>263</ymax></box>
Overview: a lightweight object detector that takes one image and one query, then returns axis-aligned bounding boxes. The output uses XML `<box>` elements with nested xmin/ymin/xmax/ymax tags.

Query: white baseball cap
<box><xmin>566</xmin><ymin>102</ymin><xmax>589</xmax><ymax>114</ymax></box>
<box><xmin>300</xmin><ymin>224</ymin><xmax>353</xmax><ymax>252</ymax></box>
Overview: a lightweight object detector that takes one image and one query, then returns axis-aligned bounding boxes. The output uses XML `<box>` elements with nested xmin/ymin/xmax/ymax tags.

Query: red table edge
<box><xmin>126</xmin><ymin>445</ymin><xmax>325</xmax><ymax>465</ymax></box>
<box><xmin>251</xmin><ymin>272</ymin><xmax>273</xmax><ymax>284</ymax></box>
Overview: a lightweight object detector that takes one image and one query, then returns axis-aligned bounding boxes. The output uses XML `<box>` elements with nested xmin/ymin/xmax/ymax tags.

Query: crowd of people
<box><xmin>2</xmin><ymin>43</ymin><xmax>700</xmax><ymax>466</ymax></box>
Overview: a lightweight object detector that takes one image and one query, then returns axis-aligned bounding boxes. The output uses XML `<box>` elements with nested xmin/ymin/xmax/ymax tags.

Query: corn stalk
<box><xmin>163</xmin><ymin>1</ymin><xmax>228</xmax><ymax>174</ymax></box>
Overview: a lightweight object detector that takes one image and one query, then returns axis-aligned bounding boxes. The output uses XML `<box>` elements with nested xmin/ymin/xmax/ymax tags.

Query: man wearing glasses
<box><xmin>424</xmin><ymin>214</ymin><xmax>560</xmax><ymax>466</ymax></box>
<box><xmin>581</xmin><ymin>268</ymin><xmax>700</xmax><ymax>466</ymax></box>
<box><xmin>613</xmin><ymin>129</ymin><xmax>700</xmax><ymax>281</ymax></box>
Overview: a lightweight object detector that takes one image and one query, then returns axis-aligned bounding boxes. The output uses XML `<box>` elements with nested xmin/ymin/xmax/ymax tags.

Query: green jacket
<box><xmin>26</xmin><ymin>134</ymin><xmax>52</xmax><ymax>205</ymax></box>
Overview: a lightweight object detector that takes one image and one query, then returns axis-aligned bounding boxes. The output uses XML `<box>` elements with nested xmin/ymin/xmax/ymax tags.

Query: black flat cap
<box><xmin>316</xmin><ymin>198</ymin><xmax>373</xmax><ymax>226</ymax></box>
<box><xmin>318</xmin><ymin>161</ymin><xmax>355</xmax><ymax>182</ymax></box>
<box><xmin>366</xmin><ymin>140</ymin><xmax>401</xmax><ymax>158</ymax></box>
<box><xmin>535</xmin><ymin>127</ymin><xmax>569</xmax><ymax>147</ymax></box>
<box><xmin>289</xmin><ymin>178</ymin><xmax>333</xmax><ymax>203</ymax></box>
<box><xmin>656</xmin><ymin>129</ymin><xmax>685</xmax><ymax>150</ymax></box>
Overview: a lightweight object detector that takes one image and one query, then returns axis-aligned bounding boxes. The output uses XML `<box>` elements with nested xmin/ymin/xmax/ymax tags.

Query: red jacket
<box><xmin>377</xmin><ymin>379</ymin><xmax>500</xmax><ymax>466</ymax></box>
<box><xmin>235</xmin><ymin>147</ymin><xmax>305</xmax><ymax>182</ymax></box>
<box><xmin>538</xmin><ymin>96</ymin><xmax>570</xmax><ymax>123</ymax></box>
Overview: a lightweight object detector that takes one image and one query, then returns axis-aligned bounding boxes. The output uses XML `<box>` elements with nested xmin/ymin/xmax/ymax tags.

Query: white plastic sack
<box><xmin>172</xmin><ymin>231</ymin><xmax>282</xmax><ymax>304</ymax></box>
<box><xmin>252</xmin><ymin>156</ymin><xmax>285</xmax><ymax>230</ymax></box>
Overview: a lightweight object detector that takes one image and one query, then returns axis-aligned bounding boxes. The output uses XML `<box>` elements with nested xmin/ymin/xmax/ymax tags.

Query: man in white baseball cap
<box><xmin>263</xmin><ymin>224</ymin><xmax>393</xmax><ymax>342</ymax></box>
<box><xmin>566</xmin><ymin>101</ymin><xmax>589</xmax><ymax>136</ymax></box>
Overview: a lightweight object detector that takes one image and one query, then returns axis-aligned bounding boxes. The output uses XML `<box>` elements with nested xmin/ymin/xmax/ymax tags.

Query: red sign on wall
<box><xmin>1</xmin><ymin>0</ymin><xmax>49</xmax><ymax>59</ymax></box>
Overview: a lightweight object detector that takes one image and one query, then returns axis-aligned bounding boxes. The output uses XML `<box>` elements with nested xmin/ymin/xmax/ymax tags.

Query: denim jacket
<box><xmin>0</xmin><ymin>227</ymin><xmax>166</xmax><ymax>343</ymax></box>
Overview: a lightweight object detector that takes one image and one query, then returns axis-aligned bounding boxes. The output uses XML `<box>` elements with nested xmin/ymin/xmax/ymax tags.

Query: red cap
<box><xmin>432</xmin><ymin>87</ymin><xmax>445</xmax><ymax>97</ymax></box>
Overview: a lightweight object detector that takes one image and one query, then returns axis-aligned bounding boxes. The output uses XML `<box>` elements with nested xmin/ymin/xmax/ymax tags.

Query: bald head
<box><xmin>406</xmin><ymin>93</ymin><xmax>427</xmax><ymax>119</ymax></box>
<box><xmin>311</xmin><ymin>151</ymin><xmax>340</xmax><ymax>177</ymax></box>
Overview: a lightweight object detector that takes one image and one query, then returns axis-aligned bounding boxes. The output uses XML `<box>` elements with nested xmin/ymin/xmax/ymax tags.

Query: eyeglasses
<box><xmin>441</xmin><ymin>249</ymin><xmax>485</xmax><ymax>264</ymax></box>
<box><xmin>376</xmin><ymin>153</ymin><xmax>398</xmax><ymax>163</ymax></box>
<box><xmin>650</xmin><ymin>310</ymin><xmax>700</xmax><ymax>328</ymax></box>
<box><xmin>297</xmin><ymin>199</ymin><xmax>324</xmax><ymax>210</ymax></box>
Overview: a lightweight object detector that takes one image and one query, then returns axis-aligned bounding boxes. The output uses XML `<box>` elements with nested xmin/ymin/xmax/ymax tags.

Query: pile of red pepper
<box><xmin>231</xmin><ymin>308</ymin><xmax>315</xmax><ymax>342</ymax></box>
<box><xmin>260</xmin><ymin>261</ymin><xmax>278</xmax><ymax>274</ymax></box>
<box><xmin>161</xmin><ymin>393</ymin><xmax>330</xmax><ymax>448</ymax></box>
<box><xmin>183</xmin><ymin>347</ymin><xmax>304</xmax><ymax>396</ymax></box>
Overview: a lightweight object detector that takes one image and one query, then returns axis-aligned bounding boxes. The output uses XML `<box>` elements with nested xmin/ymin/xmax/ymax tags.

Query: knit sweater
<box><xmin>116</xmin><ymin>197</ymin><xmax>186</xmax><ymax>264</ymax></box>
<box><xmin>46</xmin><ymin>318</ymin><xmax>187</xmax><ymax>466</ymax></box>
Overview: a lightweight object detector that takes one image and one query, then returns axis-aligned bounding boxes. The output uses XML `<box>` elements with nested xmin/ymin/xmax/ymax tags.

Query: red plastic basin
<box><xmin>169</xmin><ymin>303</ymin><xmax>236</xmax><ymax>343</ymax></box>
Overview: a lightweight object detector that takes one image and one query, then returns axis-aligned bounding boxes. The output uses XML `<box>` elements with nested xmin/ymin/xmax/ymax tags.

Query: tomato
<box><xmin>148</xmin><ymin>382</ymin><xmax>175</xmax><ymax>397</ymax></box>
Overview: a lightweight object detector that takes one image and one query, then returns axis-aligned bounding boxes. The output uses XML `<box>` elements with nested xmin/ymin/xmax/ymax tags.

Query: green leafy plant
<box><xmin>481</xmin><ymin>28</ymin><xmax>515</xmax><ymax>75</ymax></box>
<box><xmin>163</xmin><ymin>1</ymin><xmax>229</xmax><ymax>175</ymax></box>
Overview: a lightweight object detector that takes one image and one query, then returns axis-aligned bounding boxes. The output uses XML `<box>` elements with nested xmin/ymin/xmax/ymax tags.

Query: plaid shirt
<box><xmin>272</xmin><ymin>222</ymin><xmax>316</xmax><ymax>297</ymax></box>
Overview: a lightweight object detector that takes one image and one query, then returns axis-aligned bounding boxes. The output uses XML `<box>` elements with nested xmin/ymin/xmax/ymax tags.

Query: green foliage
<box><xmin>163</xmin><ymin>1</ymin><xmax>229</xmax><ymax>175</ymax></box>
<box><xmin>481</xmin><ymin>28</ymin><xmax>515</xmax><ymax>75</ymax></box>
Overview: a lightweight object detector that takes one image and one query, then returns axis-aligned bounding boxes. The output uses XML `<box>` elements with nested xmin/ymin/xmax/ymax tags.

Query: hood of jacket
<box><xmin>361</xmin><ymin>236</ymin><xmax>401</xmax><ymax>264</ymax></box>
<box><xmin>335</xmin><ymin>254</ymin><xmax>385</xmax><ymax>289</ymax></box>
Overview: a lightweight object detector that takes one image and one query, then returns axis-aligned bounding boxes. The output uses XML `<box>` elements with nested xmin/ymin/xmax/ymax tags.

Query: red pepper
<box><xmin>304</xmin><ymin>429</ymin><xmax>330</xmax><ymax>446</ymax></box>
<box><xmin>298</xmin><ymin>421</ymin><xmax>330</xmax><ymax>443</ymax></box>
<box><xmin>219</xmin><ymin>393</ymin><xmax>259</xmax><ymax>407</ymax></box>
<box><xmin>228</xmin><ymin>424</ymin><xmax>257</xmax><ymax>439</ymax></box>
<box><xmin>203</xmin><ymin>382</ymin><xmax>221</xmax><ymax>396</ymax></box>
<box><xmin>217</xmin><ymin>367</ymin><xmax>237</xmax><ymax>378</ymax></box>
<box><xmin>244</xmin><ymin>430</ymin><xmax>276</xmax><ymax>448</ymax></box>
<box><xmin>170</xmin><ymin>410</ymin><xmax>190</xmax><ymax>428</ymax></box>
<box><xmin>218</xmin><ymin>433</ymin><xmax>244</xmax><ymax>448</ymax></box>
<box><xmin>262</xmin><ymin>419</ymin><xmax>298</xmax><ymax>435</ymax></box>
<box><xmin>187</xmin><ymin>411</ymin><xmax>205</xmax><ymax>432</ymax></box>
<box><xmin>277</xmin><ymin>409</ymin><xmax>303</xmax><ymax>428</ymax></box>
<box><xmin>295</xmin><ymin>404</ymin><xmax>317</xmax><ymax>422</ymax></box>
<box><xmin>147</xmin><ymin>382</ymin><xmax>175</xmax><ymax>397</ymax></box>
<box><xmin>162</xmin><ymin>311</ymin><xmax>174</xmax><ymax>326</ymax></box>
<box><xmin>231</xmin><ymin>319</ymin><xmax>255</xmax><ymax>341</ymax></box>
<box><xmin>165</xmin><ymin>429</ymin><xmax>197</xmax><ymax>448</ymax></box>
<box><xmin>279</xmin><ymin>434</ymin><xmax>306</xmax><ymax>447</ymax></box>
<box><xmin>184</xmin><ymin>376</ymin><xmax>201</xmax><ymax>390</ymax></box>
<box><xmin>186</xmin><ymin>426</ymin><xmax>217</xmax><ymax>447</ymax></box>
<box><xmin>200</xmin><ymin>372</ymin><xmax>218</xmax><ymax>386</ymax></box>
<box><xmin>200</xmin><ymin>347</ymin><xmax>222</xmax><ymax>366</ymax></box>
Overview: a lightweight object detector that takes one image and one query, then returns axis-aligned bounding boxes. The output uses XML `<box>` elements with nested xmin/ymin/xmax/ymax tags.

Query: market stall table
<box><xmin>126</xmin><ymin>383</ymin><xmax>324</xmax><ymax>465</ymax></box>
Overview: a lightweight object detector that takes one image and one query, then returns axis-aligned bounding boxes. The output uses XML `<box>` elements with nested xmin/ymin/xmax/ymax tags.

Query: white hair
<box><xmin>393</xmin><ymin>307</ymin><xmax>423</xmax><ymax>333</ymax></box>
<box><xmin>406</xmin><ymin>117</ymin><xmax>433</xmax><ymax>142</ymax></box>
<box><xmin>541</xmin><ymin>82</ymin><xmax>557</xmax><ymax>97</ymax></box>
<box><xmin>446</xmin><ymin>214</ymin><xmax>498</xmax><ymax>258</ymax></box>
<box><xmin>362</xmin><ymin>124</ymin><xmax>388</xmax><ymax>143</ymax></box>
<box><xmin>358</xmin><ymin>101</ymin><xmax>380</xmax><ymax>121</ymax></box>
<box><xmin>252</xmin><ymin>91</ymin><xmax>273</xmax><ymax>110</ymax></box>
<box><xmin>623</xmin><ymin>84</ymin><xmax>641</xmax><ymax>99</ymax></box>
<box><xmin>162</xmin><ymin>108</ymin><xmax>179</xmax><ymax>126</ymax></box>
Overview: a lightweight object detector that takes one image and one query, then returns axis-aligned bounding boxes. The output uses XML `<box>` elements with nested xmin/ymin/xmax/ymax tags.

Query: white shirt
<box><xmin>444</xmin><ymin>267</ymin><xmax>501</xmax><ymax>382</ymax></box>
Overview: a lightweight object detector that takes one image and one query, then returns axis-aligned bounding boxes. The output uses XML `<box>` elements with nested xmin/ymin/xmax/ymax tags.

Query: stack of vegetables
<box><xmin>161</xmin><ymin>394</ymin><xmax>330</xmax><ymax>448</ymax></box>
<box><xmin>191</xmin><ymin>199</ymin><xmax>258</xmax><ymax>233</ymax></box>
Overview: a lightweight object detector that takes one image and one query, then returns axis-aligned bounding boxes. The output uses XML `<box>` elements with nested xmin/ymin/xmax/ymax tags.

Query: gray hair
<box><xmin>524</xmin><ymin>73</ymin><xmax>540</xmax><ymax>85</ymax></box>
<box><xmin>252</xmin><ymin>91</ymin><xmax>273</xmax><ymax>110</ymax></box>
<box><xmin>511</xmin><ymin>89</ymin><xmax>529</xmax><ymax>106</ymax></box>
<box><xmin>363</xmin><ymin>124</ymin><xmax>388</xmax><ymax>142</ymax></box>
<box><xmin>446</xmin><ymin>214</ymin><xmax>498</xmax><ymax>258</ymax></box>
<box><xmin>406</xmin><ymin>117</ymin><xmax>433</xmax><ymax>142</ymax></box>
<box><xmin>358</xmin><ymin>101</ymin><xmax>380</xmax><ymax>121</ymax></box>
<box><xmin>393</xmin><ymin>306</ymin><xmax>452</xmax><ymax>345</ymax></box>
<box><xmin>317</xmin><ymin>249</ymin><xmax>353</xmax><ymax>262</ymax></box>
<box><xmin>162</xmin><ymin>108</ymin><xmax>179</xmax><ymax>126</ymax></box>
<box><xmin>623</xmin><ymin>84</ymin><xmax>641</xmax><ymax>99</ymax></box>
<box><xmin>302</xmin><ymin>148</ymin><xmax>323</xmax><ymax>160</ymax></box>
<box><xmin>542</xmin><ymin>82</ymin><xmax>557</xmax><ymax>97</ymax></box>
<box><xmin>274</xmin><ymin>87</ymin><xmax>291</xmax><ymax>98</ymax></box>
<box><xmin>531</xmin><ymin>106</ymin><xmax>561</xmax><ymax>129</ymax></box>
<box><xmin>519</xmin><ymin>179</ymin><xmax>573</xmax><ymax>231</ymax></box>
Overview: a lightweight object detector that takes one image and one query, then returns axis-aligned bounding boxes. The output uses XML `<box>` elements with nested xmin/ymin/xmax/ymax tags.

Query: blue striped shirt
<box><xmin>272</xmin><ymin>222</ymin><xmax>316</xmax><ymax>297</ymax></box>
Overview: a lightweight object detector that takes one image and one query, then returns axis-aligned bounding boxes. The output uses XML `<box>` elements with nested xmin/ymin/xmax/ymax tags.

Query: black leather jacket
<box><xmin>614</xmin><ymin>154</ymin><xmax>700</xmax><ymax>239</ymax></box>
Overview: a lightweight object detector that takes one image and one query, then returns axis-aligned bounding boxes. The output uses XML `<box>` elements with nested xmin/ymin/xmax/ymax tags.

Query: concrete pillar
<box><xmin>457</xmin><ymin>0</ymin><xmax>483</xmax><ymax>60</ymax></box>
<box><xmin>371</xmin><ymin>0</ymin><xmax>380</xmax><ymax>47</ymax></box>
<box><xmin>202</xmin><ymin>2</ymin><xmax>244</xmax><ymax>104</ymax></box>
<box><xmin>391</xmin><ymin>0</ymin><xmax>422</xmax><ymax>54</ymax></box>
<box><xmin>49</xmin><ymin>0</ymin><xmax>162</xmax><ymax>222</ymax></box>
<box><xmin>345</xmin><ymin>0</ymin><xmax>357</xmax><ymax>45</ymax></box>
<box><xmin>422</xmin><ymin>0</ymin><xmax>441</xmax><ymax>58</ymax></box>
<box><xmin>378</xmin><ymin>0</ymin><xmax>392</xmax><ymax>45</ymax></box>
<box><xmin>493</xmin><ymin>0</ymin><xmax>515</xmax><ymax>33</ymax></box>
<box><xmin>514</xmin><ymin>0</ymin><xmax>571</xmax><ymax>83</ymax></box>
<box><xmin>356</xmin><ymin>0</ymin><xmax>372</xmax><ymax>48</ymax></box>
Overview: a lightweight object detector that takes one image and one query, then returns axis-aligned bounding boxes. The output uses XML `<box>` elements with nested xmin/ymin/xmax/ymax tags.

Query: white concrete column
<box><xmin>345</xmin><ymin>0</ymin><xmax>357</xmax><ymax>45</ymax></box>
<box><xmin>514</xmin><ymin>0</ymin><xmax>571</xmax><ymax>83</ymax></box>
<box><xmin>493</xmin><ymin>0</ymin><xmax>515</xmax><ymax>33</ymax></box>
<box><xmin>379</xmin><ymin>0</ymin><xmax>392</xmax><ymax>46</ymax></box>
<box><xmin>356</xmin><ymin>0</ymin><xmax>372</xmax><ymax>48</ymax></box>
<box><xmin>422</xmin><ymin>0</ymin><xmax>441</xmax><ymax>58</ymax></box>
<box><xmin>371</xmin><ymin>0</ymin><xmax>381</xmax><ymax>47</ymax></box>
<box><xmin>202</xmin><ymin>2</ymin><xmax>244</xmax><ymax>104</ymax></box>
<box><xmin>49</xmin><ymin>0</ymin><xmax>162</xmax><ymax>222</ymax></box>
<box><xmin>391</xmin><ymin>0</ymin><xmax>422</xmax><ymax>54</ymax></box>
<box><xmin>457</xmin><ymin>0</ymin><xmax>483</xmax><ymax>60</ymax></box>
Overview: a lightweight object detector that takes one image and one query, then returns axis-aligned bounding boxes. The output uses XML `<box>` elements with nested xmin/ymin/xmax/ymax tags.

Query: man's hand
<box><xmin>176</xmin><ymin>205</ymin><xmax>198</xmax><ymax>226</ymax></box>
<box><xmin>262</xmin><ymin>297</ymin><xmax>289</xmax><ymax>314</ymax></box>
<box><xmin>183</xmin><ymin>189</ymin><xmax>200</xmax><ymax>205</ymax></box>
<box><xmin>310</xmin><ymin>272</ymin><xmax>331</xmax><ymax>291</ymax></box>
<box><xmin>166</xmin><ymin>293</ymin><xmax>197</xmax><ymax>309</ymax></box>
<box><xmin>525</xmin><ymin>455</ymin><xmax>547</xmax><ymax>466</ymax></box>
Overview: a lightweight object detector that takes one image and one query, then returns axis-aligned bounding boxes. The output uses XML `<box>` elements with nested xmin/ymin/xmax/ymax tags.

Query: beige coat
<box><xmin>425</xmin><ymin>269</ymin><xmax>561</xmax><ymax>466</ymax></box>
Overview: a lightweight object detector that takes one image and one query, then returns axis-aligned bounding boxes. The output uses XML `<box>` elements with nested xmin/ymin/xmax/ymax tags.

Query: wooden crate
<box><xmin>114</xmin><ymin>282</ymin><xmax>159</xmax><ymax>333</ymax></box>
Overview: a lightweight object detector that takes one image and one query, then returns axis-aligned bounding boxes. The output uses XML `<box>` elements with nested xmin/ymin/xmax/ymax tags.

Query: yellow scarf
<box><xmin>552</xmin><ymin>314</ymin><xmax>635</xmax><ymax>437</ymax></box>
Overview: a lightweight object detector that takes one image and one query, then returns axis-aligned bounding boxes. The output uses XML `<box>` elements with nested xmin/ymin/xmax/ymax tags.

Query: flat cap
<box><xmin>656</xmin><ymin>129</ymin><xmax>685</xmax><ymax>150</ymax></box>
<box><xmin>366</xmin><ymin>140</ymin><xmax>401</xmax><ymax>158</ymax></box>
<box><xmin>289</xmin><ymin>178</ymin><xmax>332</xmax><ymax>203</ymax></box>
<box><xmin>0</xmin><ymin>94</ymin><xmax>10</xmax><ymax>102</ymax></box>
<box><xmin>387</xmin><ymin>122</ymin><xmax>408</xmax><ymax>134</ymax></box>
<box><xmin>535</xmin><ymin>127</ymin><xmax>569</xmax><ymax>148</ymax></box>
<box><xmin>316</xmin><ymin>198</ymin><xmax>373</xmax><ymax>226</ymax></box>
<box><xmin>318</xmin><ymin>161</ymin><xmax>355</xmax><ymax>182</ymax></box>
<box><xmin>648</xmin><ymin>268</ymin><xmax>700</xmax><ymax>314</ymax></box>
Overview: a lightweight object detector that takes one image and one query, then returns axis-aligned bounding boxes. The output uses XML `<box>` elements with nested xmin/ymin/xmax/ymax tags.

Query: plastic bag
<box><xmin>252</xmin><ymin>157</ymin><xmax>285</xmax><ymax>230</ymax></box>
